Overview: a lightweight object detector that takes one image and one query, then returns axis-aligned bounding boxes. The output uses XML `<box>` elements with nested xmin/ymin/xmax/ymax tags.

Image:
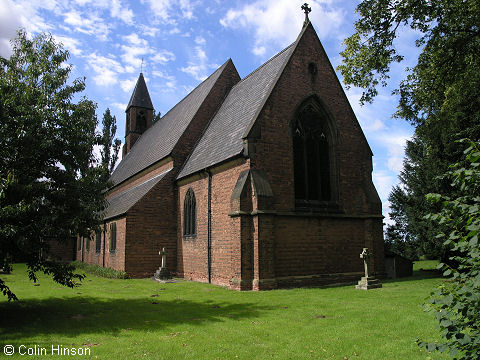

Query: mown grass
<box><xmin>0</xmin><ymin>263</ymin><xmax>449</xmax><ymax>359</ymax></box>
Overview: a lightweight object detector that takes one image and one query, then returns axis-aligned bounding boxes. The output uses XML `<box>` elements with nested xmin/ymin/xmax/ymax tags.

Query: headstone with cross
<box><xmin>355</xmin><ymin>247</ymin><xmax>382</xmax><ymax>290</ymax></box>
<box><xmin>360</xmin><ymin>247</ymin><xmax>370</xmax><ymax>278</ymax></box>
<box><xmin>154</xmin><ymin>247</ymin><xmax>172</xmax><ymax>280</ymax></box>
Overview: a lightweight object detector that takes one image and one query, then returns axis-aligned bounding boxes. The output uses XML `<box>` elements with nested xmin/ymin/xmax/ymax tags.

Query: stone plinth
<box><xmin>355</xmin><ymin>276</ymin><xmax>382</xmax><ymax>290</ymax></box>
<box><xmin>154</xmin><ymin>267</ymin><xmax>171</xmax><ymax>280</ymax></box>
<box><xmin>154</xmin><ymin>247</ymin><xmax>172</xmax><ymax>280</ymax></box>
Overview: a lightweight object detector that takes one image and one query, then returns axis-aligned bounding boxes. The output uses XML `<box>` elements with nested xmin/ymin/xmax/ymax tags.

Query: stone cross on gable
<box><xmin>301</xmin><ymin>3</ymin><xmax>312</xmax><ymax>26</ymax></box>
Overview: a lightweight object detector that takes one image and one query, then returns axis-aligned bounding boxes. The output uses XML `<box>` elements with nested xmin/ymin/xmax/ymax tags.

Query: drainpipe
<box><xmin>102</xmin><ymin>220</ymin><xmax>106</xmax><ymax>268</ymax></box>
<box><xmin>207</xmin><ymin>170</ymin><xmax>212</xmax><ymax>283</ymax></box>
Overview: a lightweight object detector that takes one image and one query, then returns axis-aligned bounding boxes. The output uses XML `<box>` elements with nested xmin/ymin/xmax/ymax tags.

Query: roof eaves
<box><xmin>103</xmin><ymin>168</ymin><xmax>171</xmax><ymax>221</ymax></box>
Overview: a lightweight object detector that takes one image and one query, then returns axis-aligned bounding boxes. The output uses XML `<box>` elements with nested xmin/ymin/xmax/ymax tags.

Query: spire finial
<box><xmin>141</xmin><ymin>57</ymin><xmax>144</xmax><ymax>73</ymax></box>
<box><xmin>301</xmin><ymin>3</ymin><xmax>311</xmax><ymax>27</ymax></box>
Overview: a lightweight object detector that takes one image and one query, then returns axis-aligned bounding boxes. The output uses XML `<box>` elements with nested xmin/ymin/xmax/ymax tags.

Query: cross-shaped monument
<box><xmin>301</xmin><ymin>3</ymin><xmax>312</xmax><ymax>27</ymax></box>
<box><xmin>360</xmin><ymin>247</ymin><xmax>370</xmax><ymax>277</ymax></box>
<box><xmin>154</xmin><ymin>247</ymin><xmax>172</xmax><ymax>280</ymax></box>
<box><xmin>355</xmin><ymin>248</ymin><xmax>382</xmax><ymax>290</ymax></box>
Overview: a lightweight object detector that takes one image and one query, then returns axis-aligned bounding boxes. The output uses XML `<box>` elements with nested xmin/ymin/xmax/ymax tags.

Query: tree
<box><xmin>0</xmin><ymin>30</ymin><xmax>108</xmax><ymax>300</ymax></box>
<box><xmin>99</xmin><ymin>108</ymin><xmax>121</xmax><ymax>177</ymax></box>
<box><xmin>152</xmin><ymin>111</ymin><xmax>161</xmax><ymax>125</ymax></box>
<box><xmin>339</xmin><ymin>0</ymin><xmax>480</xmax><ymax>258</ymax></box>
<box><xmin>418</xmin><ymin>139</ymin><xmax>480</xmax><ymax>359</ymax></box>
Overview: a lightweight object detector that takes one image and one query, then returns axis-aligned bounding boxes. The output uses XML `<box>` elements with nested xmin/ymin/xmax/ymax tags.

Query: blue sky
<box><xmin>0</xmin><ymin>0</ymin><xmax>416</xmax><ymax>224</ymax></box>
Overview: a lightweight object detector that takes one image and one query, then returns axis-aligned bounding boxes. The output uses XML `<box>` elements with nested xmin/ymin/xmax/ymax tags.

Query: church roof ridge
<box><xmin>104</xmin><ymin>168</ymin><xmax>172</xmax><ymax>220</ymax></box>
<box><xmin>109</xmin><ymin>59</ymin><xmax>235</xmax><ymax>187</ymax></box>
<box><xmin>177</xmin><ymin>34</ymin><xmax>301</xmax><ymax>179</ymax></box>
<box><xmin>159</xmin><ymin>58</ymin><xmax>233</xmax><ymax>121</ymax></box>
<box><xmin>240</xmin><ymin>43</ymin><xmax>295</xmax><ymax>84</ymax></box>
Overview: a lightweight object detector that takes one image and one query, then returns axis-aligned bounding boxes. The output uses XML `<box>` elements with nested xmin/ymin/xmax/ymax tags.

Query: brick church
<box><xmin>75</xmin><ymin>16</ymin><xmax>385</xmax><ymax>290</ymax></box>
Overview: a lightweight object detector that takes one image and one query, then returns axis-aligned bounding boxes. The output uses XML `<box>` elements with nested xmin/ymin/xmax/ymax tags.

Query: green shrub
<box><xmin>418</xmin><ymin>139</ymin><xmax>480</xmax><ymax>359</ymax></box>
<box><xmin>72</xmin><ymin>261</ymin><xmax>129</xmax><ymax>279</ymax></box>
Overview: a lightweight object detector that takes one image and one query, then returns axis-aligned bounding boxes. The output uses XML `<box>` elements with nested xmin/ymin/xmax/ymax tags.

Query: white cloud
<box><xmin>180</xmin><ymin>46</ymin><xmax>211</xmax><ymax>81</ymax></box>
<box><xmin>120</xmin><ymin>44</ymin><xmax>150</xmax><ymax>70</ymax></box>
<box><xmin>86</xmin><ymin>53</ymin><xmax>124</xmax><ymax>86</ymax></box>
<box><xmin>123</xmin><ymin>33</ymin><xmax>148</xmax><ymax>46</ymax></box>
<box><xmin>252</xmin><ymin>46</ymin><xmax>266</xmax><ymax>57</ymax></box>
<box><xmin>194</xmin><ymin>36</ymin><xmax>205</xmax><ymax>45</ymax></box>
<box><xmin>383</xmin><ymin>135</ymin><xmax>409</xmax><ymax>172</ymax></box>
<box><xmin>372</xmin><ymin>170</ymin><xmax>397</xmax><ymax>224</ymax></box>
<box><xmin>145</xmin><ymin>0</ymin><xmax>172</xmax><ymax>22</ymax></box>
<box><xmin>151</xmin><ymin>50</ymin><xmax>176</xmax><ymax>64</ymax></box>
<box><xmin>179</xmin><ymin>0</ymin><xmax>194</xmax><ymax>20</ymax></box>
<box><xmin>111</xmin><ymin>102</ymin><xmax>127</xmax><ymax>112</ymax></box>
<box><xmin>144</xmin><ymin>0</ymin><xmax>197</xmax><ymax>23</ymax></box>
<box><xmin>110</xmin><ymin>0</ymin><xmax>134</xmax><ymax>25</ymax></box>
<box><xmin>0</xmin><ymin>0</ymin><xmax>23</xmax><ymax>57</ymax></box>
<box><xmin>140</xmin><ymin>25</ymin><xmax>161</xmax><ymax>37</ymax></box>
<box><xmin>55</xmin><ymin>35</ymin><xmax>82</xmax><ymax>55</ymax></box>
<box><xmin>119</xmin><ymin>33</ymin><xmax>175</xmax><ymax>73</ymax></box>
<box><xmin>120</xmin><ymin>78</ymin><xmax>137</xmax><ymax>92</ymax></box>
<box><xmin>0</xmin><ymin>0</ymin><xmax>58</xmax><ymax>56</ymax></box>
<box><xmin>220</xmin><ymin>0</ymin><xmax>345</xmax><ymax>57</ymax></box>
<box><xmin>63</xmin><ymin>9</ymin><xmax>110</xmax><ymax>41</ymax></box>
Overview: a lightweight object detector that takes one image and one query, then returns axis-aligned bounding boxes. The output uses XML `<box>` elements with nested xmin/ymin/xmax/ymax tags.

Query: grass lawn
<box><xmin>0</xmin><ymin>263</ymin><xmax>449</xmax><ymax>360</ymax></box>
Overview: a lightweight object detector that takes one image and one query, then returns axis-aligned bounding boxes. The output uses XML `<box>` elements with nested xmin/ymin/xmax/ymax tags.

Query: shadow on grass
<box><xmin>383</xmin><ymin>269</ymin><xmax>443</xmax><ymax>284</ymax></box>
<box><xmin>0</xmin><ymin>296</ymin><xmax>268</xmax><ymax>341</ymax></box>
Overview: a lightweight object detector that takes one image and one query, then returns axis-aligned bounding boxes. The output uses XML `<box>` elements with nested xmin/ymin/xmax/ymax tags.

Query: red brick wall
<box><xmin>107</xmin><ymin>160</ymin><xmax>173</xmax><ymax>198</ymax></box>
<box><xmin>251</xmin><ymin>23</ymin><xmax>378</xmax><ymax>215</ymax></box>
<box><xmin>177</xmin><ymin>160</ymin><xmax>250</xmax><ymax>287</ymax></box>
<box><xmin>124</xmin><ymin>107</ymin><xmax>154</xmax><ymax>156</ymax></box>
<box><xmin>174</xmin><ymin>25</ymin><xmax>384</xmax><ymax>289</ymax></box>
<box><xmin>273</xmin><ymin>217</ymin><xmax>365</xmax><ymax>276</ymax></box>
<box><xmin>46</xmin><ymin>238</ymin><xmax>75</xmax><ymax>263</ymax></box>
<box><xmin>245</xmin><ymin>23</ymin><xmax>385</xmax><ymax>283</ymax></box>
<box><xmin>124</xmin><ymin>172</ymin><xmax>177</xmax><ymax>278</ymax></box>
<box><xmin>76</xmin><ymin>218</ymin><xmax>126</xmax><ymax>272</ymax></box>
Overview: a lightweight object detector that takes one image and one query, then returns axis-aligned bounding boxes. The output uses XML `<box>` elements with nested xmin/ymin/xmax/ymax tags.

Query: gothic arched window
<box><xmin>183</xmin><ymin>188</ymin><xmax>196</xmax><ymax>236</ymax></box>
<box><xmin>109</xmin><ymin>222</ymin><xmax>116</xmax><ymax>252</ymax></box>
<box><xmin>293</xmin><ymin>98</ymin><xmax>333</xmax><ymax>203</ymax></box>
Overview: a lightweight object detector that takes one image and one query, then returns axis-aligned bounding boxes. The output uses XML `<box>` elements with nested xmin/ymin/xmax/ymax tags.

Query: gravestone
<box><xmin>154</xmin><ymin>247</ymin><xmax>172</xmax><ymax>280</ymax></box>
<box><xmin>355</xmin><ymin>248</ymin><xmax>382</xmax><ymax>290</ymax></box>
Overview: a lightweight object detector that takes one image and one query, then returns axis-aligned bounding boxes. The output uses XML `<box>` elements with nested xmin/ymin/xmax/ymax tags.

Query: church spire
<box><xmin>123</xmin><ymin>73</ymin><xmax>154</xmax><ymax>157</ymax></box>
<box><xmin>126</xmin><ymin>73</ymin><xmax>154</xmax><ymax>112</ymax></box>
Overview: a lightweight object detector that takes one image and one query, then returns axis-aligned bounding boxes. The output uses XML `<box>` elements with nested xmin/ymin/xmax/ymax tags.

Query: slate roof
<box><xmin>126</xmin><ymin>73</ymin><xmax>153</xmax><ymax>111</ymax></box>
<box><xmin>177</xmin><ymin>43</ymin><xmax>296</xmax><ymax>179</ymax></box>
<box><xmin>110</xmin><ymin>60</ymin><xmax>232</xmax><ymax>186</ymax></box>
<box><xmin>104</xmin><ymin>169</ymin><xmax>171</xmax><ymax>220</ymax></box>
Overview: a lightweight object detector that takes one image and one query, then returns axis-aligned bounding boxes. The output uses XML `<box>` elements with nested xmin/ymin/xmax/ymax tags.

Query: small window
<box><xmin>183</xmin><ymin>188</ymin><xmax>196</xmax><ymax>236</ymax></box>
<box><xmin>109</xmin><ymin>222</ymin><xmax>116</xmax><ymax>252</ymax></box>
<box><xmin>85</xmin><ymin>236</ymin><xmax>90</xmax><ymax>252</ymax></box>
<box><xmin>95</xmin><ymin>230</ymin><xmax>101</xmax><ymax>253</ymax></box>
<box><xmin>77</xmin><ymin>237</ymin><xmax>82</xmax><ymax>251</ymax></box>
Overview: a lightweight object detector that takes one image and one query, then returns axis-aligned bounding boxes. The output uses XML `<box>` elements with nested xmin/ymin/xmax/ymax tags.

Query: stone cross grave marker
<box><xmin>154</xmin><ymin>247</ymin><xmax>172</xmax><ymax>280</ymax></box>
<box><xmin>355</xmin><ymin>247</ymin><xmax>382</xmax><ymax>290</ymax></box>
